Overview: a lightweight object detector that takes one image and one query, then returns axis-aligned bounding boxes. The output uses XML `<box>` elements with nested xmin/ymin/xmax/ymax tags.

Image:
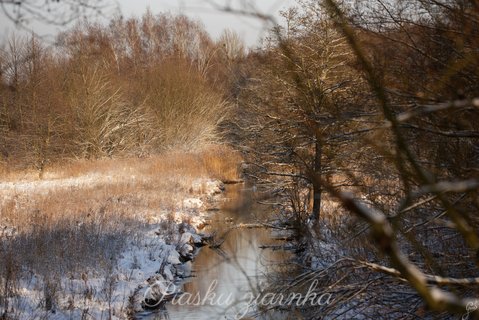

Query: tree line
<box><xmin>0</xmin><ymin>11</ymin><xmax>243</xmax><ymax>174</ymax></box>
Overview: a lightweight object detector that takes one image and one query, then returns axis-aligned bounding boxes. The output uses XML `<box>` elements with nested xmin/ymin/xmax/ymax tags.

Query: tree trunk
<box><xmin>311</xmin><ymin>135</ymin><xmax>322</xmax><ymax>220</ymax></box>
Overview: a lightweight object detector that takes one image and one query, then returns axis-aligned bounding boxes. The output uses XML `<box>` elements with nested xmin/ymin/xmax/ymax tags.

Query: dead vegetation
<box><xmin>0</xmin><ymin>12</ymin><xmax>239</xmax><ymax>174</ymax></box>
<box><xmin>0</xmin><ymin>145</ymin><xmax>241</xmax><ymax>319</ymax></box>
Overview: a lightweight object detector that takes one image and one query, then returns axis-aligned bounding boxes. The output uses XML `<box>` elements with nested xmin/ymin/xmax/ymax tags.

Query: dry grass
<box><xmin>1</xmin><ymin>145</ymin><xmax>242</xmax><ymax>231</ymax></box>
<box><xmin>0</xmin><ymin>145</ymin><xmax>241</xmax><ymax>318</ymax></box>
<box><xmin>0</xmin><ymin>144</ymin><xmax>241</xmax><ymax>182</ymax></box>
<box><xmin>200</xmin><ymin>145</ymin><xmax>242</xmax><ymax>182</ymax></box>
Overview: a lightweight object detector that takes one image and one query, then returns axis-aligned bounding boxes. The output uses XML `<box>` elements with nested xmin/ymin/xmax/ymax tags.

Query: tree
<box><xmin>0</xmin><ymin>10</ymin><xmax>232</xmax><ymax>167</ymax></box>
<box><xmin>0</xmin><ymin>0</ymin><xmax>114</xmax><ymax>27</ymax></box>
<box><xmin>235</xmin><ymin>3</ymin><xmax>366</xmax><ymax>224</ymax></box>
<box><xmin>226</xmin><ymin>0</ymin><xmax>479</xmax><ymax>318</ymax></box>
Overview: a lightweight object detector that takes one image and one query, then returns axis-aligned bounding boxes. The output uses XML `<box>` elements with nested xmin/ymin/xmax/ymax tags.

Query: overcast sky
<box><xmin>0</xmin><ymin>0</ymin><xmax>295</xmax><ymax>47</ymax></box>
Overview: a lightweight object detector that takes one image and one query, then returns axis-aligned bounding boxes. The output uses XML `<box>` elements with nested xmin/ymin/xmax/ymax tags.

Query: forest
<box><xmin>0</xmin><ymin>0</ymin><xmax>478</xmax><ymax>319</ymax></box>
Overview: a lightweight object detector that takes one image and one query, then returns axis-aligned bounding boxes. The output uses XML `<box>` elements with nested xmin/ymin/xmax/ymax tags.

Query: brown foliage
<box><xmin>0</xmin><ymin>11</ymin><xmax>235</xmax><ymax>172</ymax></box>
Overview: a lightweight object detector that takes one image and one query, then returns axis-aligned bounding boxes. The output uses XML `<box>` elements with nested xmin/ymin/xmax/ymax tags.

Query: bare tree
<box><xmin>235</xmin><ymin>4</ymin><xmax>366</xmax><ymax>224</ymax></box>
<box><xmin>0</xmin><ymin>0</ymin><xmax>115</xmax><ymax>27</ymax></box>
<box><xmin>221</xmin><ymin>0</ymin><xmax>479</xmax><ymax>318</ymax></box>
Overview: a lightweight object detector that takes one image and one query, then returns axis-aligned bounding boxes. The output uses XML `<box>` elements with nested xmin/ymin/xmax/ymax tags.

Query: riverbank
<box><xmin>140</xmin><ymin>184</ymin><xmax>297</xmax><ymax>320</ymax></box>
<box><xmin>0</xmin><ymin>146</ymin><xmax>241</xmax><ymax>320</ymax></box>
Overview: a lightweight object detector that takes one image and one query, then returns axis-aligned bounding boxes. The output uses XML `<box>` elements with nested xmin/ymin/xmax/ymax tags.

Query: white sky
<box><xmin>0</xmin><ymin>0</ymin><xmax>296</xmax><ymax>47</ymax></box>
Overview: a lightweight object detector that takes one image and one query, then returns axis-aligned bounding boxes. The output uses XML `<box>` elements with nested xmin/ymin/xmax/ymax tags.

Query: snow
<box><xmin>0</xmin><ymin>172</ymin><xmax>225</xmax><ymax>319</ymax></box>
<box><xmin>2</xmin><ymin>223</ymin><xmax>207</xmax><ymax>319</ymax></box>
<box><xmin>0</xmin><ymin>173</ymin><xmax>120</xmax><ymax>194</ymax></box>
<box><xmin>182</xmin><ymin>198</ymin><xmax>204</xmax><ymax>209</ymax></box>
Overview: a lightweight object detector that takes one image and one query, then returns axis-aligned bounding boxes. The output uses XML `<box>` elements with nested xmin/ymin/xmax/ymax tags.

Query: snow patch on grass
<box><xmin>0</xmin><ymin>164</ymin><xmax>226</xmax><ymax>319</ymax></box>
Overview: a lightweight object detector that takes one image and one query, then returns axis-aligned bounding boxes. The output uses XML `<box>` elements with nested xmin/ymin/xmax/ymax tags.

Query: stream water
<box><xmin>137</xmin><ymin>185</ymin><xmax>293</xmax><ymax>319</ymax></box>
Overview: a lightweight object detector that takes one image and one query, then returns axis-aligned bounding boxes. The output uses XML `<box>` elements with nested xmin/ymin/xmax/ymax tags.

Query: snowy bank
<box><xmin>0</xmin><ymin>170</ymin><xmax>226</xmax><ymax>320</ymax></box>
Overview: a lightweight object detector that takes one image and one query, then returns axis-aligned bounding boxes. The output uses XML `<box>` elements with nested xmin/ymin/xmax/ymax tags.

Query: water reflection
<box><xmin>138</xmin><ymin>185</ymin><xmax>292</xmax><ymax>320</ymax></box>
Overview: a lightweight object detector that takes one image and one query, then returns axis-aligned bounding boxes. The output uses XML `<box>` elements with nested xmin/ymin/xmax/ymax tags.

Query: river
<box><xmin>136</xmin><ymin>184</ymin><xmax>294</xmax><ymax>319</ymax></box>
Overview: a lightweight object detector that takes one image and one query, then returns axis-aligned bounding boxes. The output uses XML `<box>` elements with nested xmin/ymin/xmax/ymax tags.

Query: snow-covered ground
<box><xmin>0</xmin><ymin>168</ymin><xmax>226</xmax><ymax>320</ymax></box>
